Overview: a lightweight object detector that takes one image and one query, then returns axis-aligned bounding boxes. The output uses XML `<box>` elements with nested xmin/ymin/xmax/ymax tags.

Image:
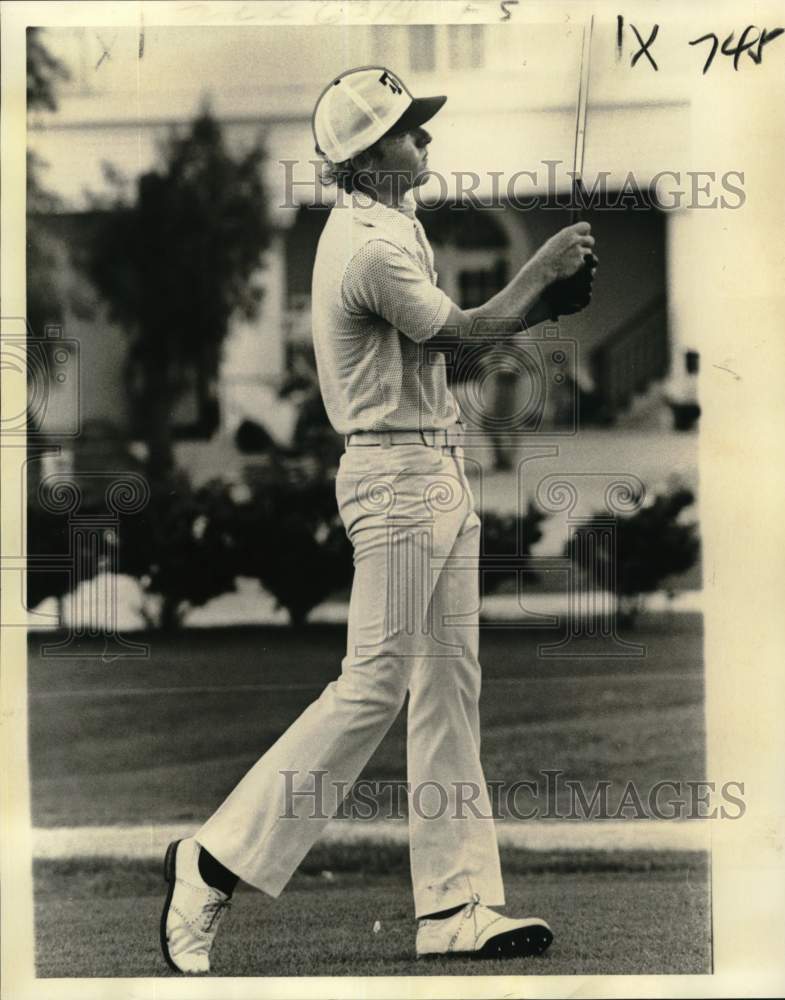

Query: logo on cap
<box><xmin>378</xmin><ymin>70</ymin><xmax>403</xmax><ymax>95</ymax></box>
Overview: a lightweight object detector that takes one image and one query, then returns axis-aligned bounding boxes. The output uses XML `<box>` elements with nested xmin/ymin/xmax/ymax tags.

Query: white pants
<box><xmin>196</xmin><ymin>442</ymin><xmax>504</xmax><ymax>917</ymax></box>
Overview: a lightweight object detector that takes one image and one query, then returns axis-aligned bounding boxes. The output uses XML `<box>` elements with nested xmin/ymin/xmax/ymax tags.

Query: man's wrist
<box><xmin>524</xmin><ymin>296</ymin><xmax>553</xmax><ymax>327</ymax></box>
<box><xmin>522</xmin><ymin>255</ymin><xmax>555</xmax><ymax>295</ymax></box>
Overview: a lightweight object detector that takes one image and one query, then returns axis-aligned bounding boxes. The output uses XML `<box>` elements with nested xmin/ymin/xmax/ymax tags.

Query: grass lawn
<box><xmin>28</xmin><ymin>617</ymin><xmax>709</xmax><ymax>978</ymax></box>
<box><xmin>34</xmin><ymin>847</ymin><xmax>710</xmax><ymax>977</ymax></box>
<box><xmin>28</xmin><ymin>616</ymin><xmax>705</xmax><ymax>827</ymax></box>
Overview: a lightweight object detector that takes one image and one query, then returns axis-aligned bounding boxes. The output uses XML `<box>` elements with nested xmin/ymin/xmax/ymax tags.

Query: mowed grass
<box><xmin>34</xmin><ymin>847</ymin><xmax>710</xmax><ymax>977</ymax></box>
<box><xmin>28</xmin><ymin>615</ymin><xmax>705</xmax><ymax>826</ymax></box>
<box><xmin>28</xmin><ymin>618</ymin><xmax>709</xmax><ymax>977</ymax></box>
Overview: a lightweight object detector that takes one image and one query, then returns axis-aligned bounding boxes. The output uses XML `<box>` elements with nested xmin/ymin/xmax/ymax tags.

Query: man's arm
<box><xmin>342</xmin><ymin>223</ymin><xmax>595</xmax><ymax>346</ymax></box>
<box><xmin>438</xmin><ymin>222</ymin><xmax>596</xmax><ymax>338</ymax></box>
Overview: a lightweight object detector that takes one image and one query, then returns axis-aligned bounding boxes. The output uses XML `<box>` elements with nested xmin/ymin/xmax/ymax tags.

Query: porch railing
<box><xmin>590</xmin><ymin>295</ymin><xmax>669</xmax><ymax>419</ymax></box>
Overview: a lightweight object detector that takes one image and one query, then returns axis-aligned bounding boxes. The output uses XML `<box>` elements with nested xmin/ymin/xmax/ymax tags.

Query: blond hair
<box><xmin>316</xmin><ymin>150</ymin><xmax>354</xmax><ymax>193</ymax></box>
<box><xmin>315</xmin><ymin>138</ymin><xmax>386</xmax><ymax>195</ymax></box>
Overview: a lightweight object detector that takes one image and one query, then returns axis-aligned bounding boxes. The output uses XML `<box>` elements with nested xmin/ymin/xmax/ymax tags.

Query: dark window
<box><xmin>458</xmin><ymin>258</ymin><xmax>508</xmax><ymax>309</ymax></box>
<box><xmin>420</xmin><ymin>205</ymin><xmax>509</xmax><ymax>249</ymax></box>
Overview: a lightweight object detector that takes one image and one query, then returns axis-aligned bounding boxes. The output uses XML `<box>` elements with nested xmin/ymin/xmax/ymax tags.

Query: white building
<box><xmin>29</xmin><ymin>21</ymin><xmax>702</xmax><ymax>474</ymax></box>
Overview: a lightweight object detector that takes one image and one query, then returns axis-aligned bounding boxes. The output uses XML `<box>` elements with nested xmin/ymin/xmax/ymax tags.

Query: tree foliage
<box><xmin>27</xmin><ymin>29</ymin><xmax>70</xmax><ymax>352</ymax></box>
<box><xmin>566</xmin><ymin>487</ymin><xmax>700</xmax><ymax>625</ymax></box>
<box><xmin>27</xmin><ymin>27</ymin><xmax>70</xmax><ymax>113</ymax></box>
<box><xmin>80</xmin><ymin>108</ymin><xmax>272</xmax><ymax>474</ymax></box>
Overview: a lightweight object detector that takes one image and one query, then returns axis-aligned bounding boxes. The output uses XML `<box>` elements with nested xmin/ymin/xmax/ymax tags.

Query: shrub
<box><xmin>232</xmin><ymin>469</ymin><xmax>352</xmax><ymax>628</ymax></box>
<box><xmin>26</xmin><ymin>461</ymin><xmax>141</xmax><ymax>615</ymax></box>
<box><xmin>26</xmin><ymin>500</ymin><xmax>78</xmax><ymax>612</ymax></box>
<box><xmin>479</xmin><ymin>503</ymin><xmax>548</xmax><ymax>595</ymax></box>
<box><xmin>118</xmin><ymin>473</ymin><xmax>238</xmax><ymax>630</ymax></box>
<box><xmin>565</xmin><ymin>486</ymin><xmax>700</xmax><ymax>625</ymax></box>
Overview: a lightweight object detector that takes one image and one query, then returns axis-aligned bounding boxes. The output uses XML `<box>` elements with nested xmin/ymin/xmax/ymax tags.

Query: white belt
<box><xmin>345</xmin><ymin>424</ymin><xmax>464</xmax><ymax>449</ymax></box>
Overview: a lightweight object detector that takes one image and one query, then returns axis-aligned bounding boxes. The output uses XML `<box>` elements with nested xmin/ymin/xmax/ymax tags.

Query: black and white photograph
<box><xmin>2</xmin><ymin>1</ymin><xmax>784</xmax><ymax>996</ymax></box>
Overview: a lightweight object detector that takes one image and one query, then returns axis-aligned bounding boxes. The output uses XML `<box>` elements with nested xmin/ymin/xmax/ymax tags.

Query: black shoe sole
<box><xmin>473</xmin><ymin>923</ymin><xmax>553</xmax><ymax>960</ymax></box>
<box><xmin>420</xmin><ymin>922</ymin><xmax>554</xmax><ymax>961</ymax></box>
<box><xmin>159</xmin><ymin>839</ymin><xmax>183</xmax><ymax>972</ymax></box>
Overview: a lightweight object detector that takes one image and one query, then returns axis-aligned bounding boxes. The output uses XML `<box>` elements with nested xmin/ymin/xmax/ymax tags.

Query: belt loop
<box><xmin>380</xmin><ymin>431</ymin><xmax>392</xmax><ymax>449</ymax></box>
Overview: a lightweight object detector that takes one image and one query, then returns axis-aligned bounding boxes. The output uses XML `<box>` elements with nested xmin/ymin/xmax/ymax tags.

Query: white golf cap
<box><xmin>312</xmin><ymin>65</ymin><xmax>446</xmax><ymax>162</ymax></box>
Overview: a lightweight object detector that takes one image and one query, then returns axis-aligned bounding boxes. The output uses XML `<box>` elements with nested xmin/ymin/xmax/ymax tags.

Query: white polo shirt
<box><xmin>311</xmin><ymin>191</ymin><xmax>461</xmax><ymax>435</ymax></box>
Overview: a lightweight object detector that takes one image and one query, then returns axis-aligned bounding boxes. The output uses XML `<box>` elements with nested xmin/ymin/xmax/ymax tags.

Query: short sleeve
<box><xmin>342</xmin><ymin>239</ymin><xmax>454</xmax><ymax>344</ymax></box>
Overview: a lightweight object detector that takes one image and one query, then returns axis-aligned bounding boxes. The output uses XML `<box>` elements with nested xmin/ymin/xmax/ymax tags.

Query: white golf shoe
<box><xmin>160</xmin><ymin>838</ymin><xmax>231</xmax><ymax>974</ymax></box>
<box><xmin>416</xmin><ymin>895</ymin><xmax>553</xmax><ymax>959</ymax></box>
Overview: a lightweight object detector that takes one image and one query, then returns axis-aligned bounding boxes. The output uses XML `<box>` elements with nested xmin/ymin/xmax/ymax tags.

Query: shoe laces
<box><xmin>447</xmin><ymin>893</ymin><xmax>482</xmax><ymax>952</ymax></box>
<box><xmin>200</xmin><ymin>889</ymin><xmax>231</xmax><ymax>934</ymax></box>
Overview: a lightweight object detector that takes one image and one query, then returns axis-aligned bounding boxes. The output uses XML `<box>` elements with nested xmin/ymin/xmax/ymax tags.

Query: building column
<box><xmin>664</xmin><ymin>209</ymin><xmax>700</xmax><ymax>425</ymax></box>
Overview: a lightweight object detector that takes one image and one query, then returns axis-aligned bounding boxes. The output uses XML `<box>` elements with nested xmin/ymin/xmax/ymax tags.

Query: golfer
<box><xmin>161</xmin><ymin>65</ymin><xmax>595</xmax><ymax>973</ymax></box>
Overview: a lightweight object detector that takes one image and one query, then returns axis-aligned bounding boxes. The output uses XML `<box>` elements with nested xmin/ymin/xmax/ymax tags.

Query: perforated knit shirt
<box><xmin>311</xmin><ymin>192</ymin><xmax>461</xmax><ymax>434</ymax></box>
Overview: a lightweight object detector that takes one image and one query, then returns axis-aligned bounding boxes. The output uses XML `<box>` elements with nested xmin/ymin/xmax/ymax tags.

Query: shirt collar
<box><xmin>350</xmin><ymin>190</ymin><xmax>419</xmax><ymax>241</ymax></box>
